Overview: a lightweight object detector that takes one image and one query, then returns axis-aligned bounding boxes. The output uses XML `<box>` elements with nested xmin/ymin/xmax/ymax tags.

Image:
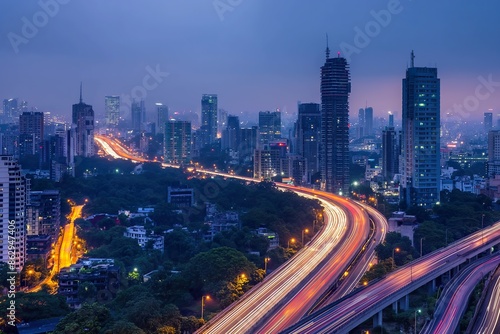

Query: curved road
<box><xmin>283</xmin><ymin>222</ymin><xmax>500</xmax><ymax>333</ymax></box>
<box><xmin>421</xmin><ymin>253</ymin><xmax>500</xmax><ymax>334</ymax></box>
<box><xmin>468</xmin><ymin>261</ymin><xmax>500</xmax><ymax>334</ymax></box>
<box><xmin>95</xmin><ymin>134</ymin><xmax>387</xmax><ymax>333</ymax></box>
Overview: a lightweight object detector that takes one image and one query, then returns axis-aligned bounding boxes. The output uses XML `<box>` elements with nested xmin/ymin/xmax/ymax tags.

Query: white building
<box><xmin>0</xmin><ymin>156</ymin><xmax>27</xmax><ymax>271</ymax></box>
<box><xmin>124</xmin><ymin>225</ymin><xmax>164</xmax><ymax>252</ymax></box>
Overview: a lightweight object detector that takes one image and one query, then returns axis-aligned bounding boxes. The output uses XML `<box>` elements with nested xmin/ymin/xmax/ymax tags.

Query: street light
<box><xmin>201</xmin><ymin>295</ymin><xmax>210</xmax><ymax>320</ymax></box>
<box><xmin>420</xmin><ymin>238</ymin><xmax>425</xmax><ymax>257</ymax></box>
<box><xmin>287</xmin><ymin>238</ymin><xmax>296</xmax><ymax>249</ymax></box>
<box><xmin>302</xmin><ymin>229</ymin><xmax>309</xmax><ymax>246</ymax></box>
<box><xmin>264</xmin><ymin>257</ymin><xmax>270</xmax><ymax>273</ymax></box>
<box><xmin>414</xmin><ymin>309</ymin><xmax>421</xmax><ymax>334</ymax></box>
<box><xmin>392</xmin><ymin>247</ymin><xmax>400</xmax><ymax>260</ymax></box>
<box><xmin>482</xmin><ymin>214</ymin><xmax>485</xmax><ymax>246</ymax></box>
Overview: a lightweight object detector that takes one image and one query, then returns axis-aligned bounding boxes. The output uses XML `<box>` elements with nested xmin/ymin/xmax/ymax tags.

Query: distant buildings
<box><xmin>258</xmin><ymin>110</ymin><xmax>281</xmax><ymax>147</ymax></box>
<box><xmin>296</xmin><ymin>103</ymin><xmax>321</xmax><ymax>182</ymax></box>
<box><xmin>488</xmin><ymin>130</ymin><xmax>500</xmax><ymax>177</ymax></box>
<box><xmin>400</xmin><ymin>52</ymin><xmax>440</xmax><ymax>208</ymax></box>
<box><xmin>382</xmin><ymin>126</ymin><xmax>399</xmax><ymax>181</ymax></box>
<box><xmin>164</xmin><ymin>120</ymin><xmax>191</xmax><ymax>164</ymax></box>
<box><xmin>72</xmin><ymin>85</ymin><xmax>95</xmax><ymax>157</ymax></box>
<box><xmin>320</xmin><ymin>48</ymin><xmax>351</xmax><ymax>195</ymax></box>
<box><xmin>222</xmin><ymin>115</ymin><xmax>240</xmax><ymax>152</ymax></box>
<box><xmin>484</xmin><ymin>112</ymin><xmax>493</xmax><ymax>131</ymax></box>
<box><xmin>359</xmin><ymin>107</ymin><xmax>373</xmax><ymax>137</ymax></box>
<box><xmin>105</xmin><ymin>96</ymin><xmax>120</xmax><ymax>127</ymax></box>
<box><xmin>201</xmin><ymin>94</ymin><xmax>218</xmax><ymax>147</ymax></box>
<box><xmin>124</xmin><ymin>226</ymin><xmax>164</xmax><ymax>252</ymax></box>
<box><xmin>156</xmin><ymin>103</ymin><xmax>169</xmax><ymax>136</ymax></box>
<box><xmin>131</xmin><ymin>99</ymin><xmax>146</xmax><ymax>132</ymax></box>
<box><xmin>19</xmin><ymin>111</ymin><xmax>44</xmax><ymax>157</ymax></box>
<box><xmin>0</xmin><ymin>156</ymin><xmax>27</xmax><ymax>271</ymax></box>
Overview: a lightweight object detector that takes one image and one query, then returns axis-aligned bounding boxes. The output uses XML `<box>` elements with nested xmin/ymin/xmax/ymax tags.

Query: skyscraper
<box><xmin>258</xmin><ymin>110</ymin><xmax>281</xmax><ymax>147</ymax></box>
<box><xmin>484</xmin><ymin>112</ymin><xmax>493</xmax><ymax>131</ymax></box>
<box><xmin>487</xmin><ymin>130</ymin><xmax>500</xmax><ymax>176</ymax></box>
<box><xmin>2</xmin><ymin>98</ymin><xmax>18</xmax><ymax>123</ymax></box>
<box><xmin>222</xmin><ymin>115</ymin><xmax>240</xmax><ymax>151</ymax></box>
<box><xmin>296</xmin><ymin>103</ymin><xmax>321</xmax><ymax>182</ymax></box>
<box><xmin>401</xmin><ymin>52</ymin><xmax>440</xmax><ymax>208</ymax></box>
<box><xmin>382</xmin><ymin>126</ymin><xmax>398</xmax><ymax>181</ymax></box>
<box><xmin>320</xmin><ymin>47</ymin><xmax>351</xmax><ymax>195</ymax></box>
<box><xmin>72</xmin><ymin>84</ymin><xmax>95</xmax><ymax>157</ymax></box>
<box><xmin>156</xmin><ymin>103</ymin><xmax>169</xmax><ymax>136</ymax></box>
<box><xmin>358</xmin><ymin>108</ymin><xmax>365</xmax><ymax>138</ymax></box>
<box><xmin>364</xmin><ymin>107</ymin><xmax>373</xmax><ymax>136</ymax></box>
<box><xmin>164</xmin><ymin>120</ymin><xmax>191</xmax><ymax>164</ymax></box>
<box><xmin>19</xmin><ymin>111</ymin><xmax>44</xmax><ymax>157</ymax></box>
<box><xmin>0</xmin><ymin>156</ymin><xmax>27</xmax><ymax>271</ymax></box>
<box><xmin>105</xmin><ymin>96</ymin><xmax>120</xmax><ymax>127</ymax></box>
<box><xmin>131</xmin><ymin>99</ymin><xmax>146</xmax><ymax>132</ymax></box>
<box><xmin>201</xmin><ymin>94</ymin><xmax>218</xmax><ymax>147</ymax></box>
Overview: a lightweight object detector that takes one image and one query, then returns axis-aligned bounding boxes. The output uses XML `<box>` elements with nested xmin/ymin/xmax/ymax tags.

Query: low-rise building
<box><xmin>58</xmin><ymin>258</ymin><xmax>120</xmax><ymax>309</ymax></box>
<box><xmin>168</xmin><ymin>187</ymin><xmax>194</xmax><ymax>208</ymax></box>
<box><xmin>124</xmin><ymin>225</ymin><xmax>164</xmax><ymax>252</ymax></box>
<box><xmin>256</xmin><ymin>227</ymin><xmax>280</xmax><ymax>250</ymax></box>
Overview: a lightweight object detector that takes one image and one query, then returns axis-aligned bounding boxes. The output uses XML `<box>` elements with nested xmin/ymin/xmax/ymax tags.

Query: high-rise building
<box><xmin>156</xmin><ymin>103</ymin><xmax>169</xmax><ymax>136</ymax></box>
<box><xmin>258</xmin><ymin>110</ymin><xmax>281</xmax><ymax>147</ymax></box>
<box><xmin>240</xmin><ymin>126</ymin><xmax>258</xmax><ymax>163</ymax></box>
<box><xmin>388</xmin><ymin>112</ymin><xmax>394</xmax><ymax>128</ymax></box>
<box><xmin>382</xmin><ymin>126</ymin><xmax>398</xmax><ymax>181</ymax></box>
<box><xmin>487</xmin><ymin>130</ymin><xmax>500</xmax><ymax>176</ymax></box>
<box><xmin>105</xmin><ymin>96</ymin><xmax>120</xmax><ymax>127</ymax></box>
<box><xmin>131</xmin><ymin>99</ymin><xmax>146</xmax><ymax>132</ymax></box>
<box><xmin>222</xmin><ymin>115</ymin><xmax>240</xmax><ymax>151</ymax></box>
<box><xmin>401</xmin><ymin>52</ymin><xmax>440</xmax><ymax>208</ymax></box>
<box><xmin>2</xmin><ymin>98</ymin><xmax>18</xmax><ymax>123</ymax></box>
<box><xmin>26</xmin><ymin>190</ymin><xmax>61</xmax><ymax>239</ymax></box>
<box><xmin>484</xmin><ymin>112</ymin><xmax>493</xmax><ymax>131</ymax></box>
<box><xmin>72</xmin><ymin>84</ymin><xmax>95</xmax><ymax>157</ymax></box>
<box><xmin>19</xmin><ymin>111</ymin><xmax>44</xmax><ymax>157</ymax></box>
<box><xmin>320</xmin><ymin>47</ymin><xmax>351</xmax><ymax>195</ymax></box>
<box><xmin>296</xmin><ymin>103</ymin><xmax>321</xmax><ymax>182</ymax></box>
<box><xmin>358</xmin><ymin>108</ymin><xmax>365</xmax><ymax>138</ymax></box>
<box><xmin>0</xmin><ymin>156</ymin><xmax>27</xmax><ymax>271</ymax></box>
<box><xmin>364</xmin><ymin>107</ymin><xmax>373</xmax><ymax>136</ymax></box>
<box><xmin>201</xmin><ymin>94</ymin><xmax>218</xmax><ymax>147</ymax></box>
<box><xmin>164</xmin><ymin>120</ymin><xmax>191</xmax><ymax>164</ymax></box>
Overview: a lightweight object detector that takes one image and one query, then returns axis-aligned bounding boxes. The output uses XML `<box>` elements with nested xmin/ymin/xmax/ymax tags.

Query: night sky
<box><xmin>1</xmin><ymin>0</ymin><xmax>499</xmax><ymax>123</ymax></box>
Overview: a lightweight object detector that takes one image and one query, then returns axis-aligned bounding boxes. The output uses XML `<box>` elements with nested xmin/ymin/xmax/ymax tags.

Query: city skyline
<box><xmin>1</xmin><ymin>1</ymin><xmax>499</xmax><ymax>121</ymax></box>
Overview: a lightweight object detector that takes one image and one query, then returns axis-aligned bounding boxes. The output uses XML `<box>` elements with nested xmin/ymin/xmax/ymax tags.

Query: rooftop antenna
<box><xmin>326</xmin><ymin>33</ymin><xmax>330</xmax><ymax>59</ymax></box>
<box><xmin>411</xmin><ymin>50</ymin><xmax>415</xmax><ymax>68</ymax></box>
<box><xmin>79</xmin><ymin>82</ymin><xmax>83</xmax><ymax>103</ymax></box>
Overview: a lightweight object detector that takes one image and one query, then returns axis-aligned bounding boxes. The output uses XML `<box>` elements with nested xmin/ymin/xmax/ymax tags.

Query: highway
<box><xmin>421</xmin><ymin>253</ymin><xmax>500</xmax><ymax>334</ymax></box>
<box><xmin>95</xmin><ymin>134</ymin><xmax>387</xmax><ymax>333</ymax></box>
<box><xmin>468</xmin><ymin>261</ymin><xmax>500</xmax><ymax>334</ymax></box>
<box><xmin>283</xmin><ymin>222</ymin><xmax>500</xmax><ymax>333</ymax></box>
<box><xmin>28</xmin><ymin>205</ymin><xmax>83</xmax><ymax>292</ymax></box>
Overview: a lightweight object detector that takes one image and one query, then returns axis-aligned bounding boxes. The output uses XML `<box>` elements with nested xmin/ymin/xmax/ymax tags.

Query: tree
<box><xmin>105</xmin><ymin>321</ymin><xmax>145</xmax><ymax>334</ymax></box>
<box><xmin>53</xmin><ymin>303</ymin><xmax>110</xmax><ymax>334</ymax></box>
<box><xmin>0</xmin><ymin>292</ymin><xmax>70</xmax><ymax>323</ymax></box>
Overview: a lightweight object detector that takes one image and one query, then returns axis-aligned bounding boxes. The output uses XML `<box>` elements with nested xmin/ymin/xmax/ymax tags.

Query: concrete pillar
<box><xmin>398</xmin><ymin>295</ymin><xmax>409</xmax><ymax>311</ymax></box>
<box><xmin>373</xmin><ymin>310</ymin><xmax>383</xmax><ymax>328</ymax></box>
<box><xmin>428</xmin><ymin>279</ymin><xmax>436</xmax><ymax>293</ymax></box>
<box><xmin>392</xmin><ymin>301</ymin><xmax>398</xmax><ymax>314</ymax></box>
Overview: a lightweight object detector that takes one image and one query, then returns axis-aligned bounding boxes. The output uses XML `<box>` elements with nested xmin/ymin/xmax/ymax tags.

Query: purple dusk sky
<box><xmin>1</xmin><ymin>0</ymin><xmax>499</xmax><ymax>123</ymax></box>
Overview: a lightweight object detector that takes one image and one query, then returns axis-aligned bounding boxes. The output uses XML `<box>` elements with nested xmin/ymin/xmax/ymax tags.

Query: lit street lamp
<box><xmin>264</xmin><ymin>257</ymin><xmax>270</xmax><ymax>273</ymax></box>
<box><xmin>414</xmin><ymin>309</ymin><xmax>421</xmax><ymax>334</ymax></box>
<box><xmin>201</xmin><ymin>295</ymin><xmax>210</xmax><ymax>320</ymax></box>
<box><xmin>392</xmin><ymin>247</ymin><xmax>400</xmax><ymax>260</ymax></box>
<box><xmin>302</xmin><ymin>229</ymin><xmax>309</xmax><ymax>246</ymax></box>
<box><xmin>287</xmin><ymin>238</ymin><xmax>296</xmax><ymax>249</ymax></box>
